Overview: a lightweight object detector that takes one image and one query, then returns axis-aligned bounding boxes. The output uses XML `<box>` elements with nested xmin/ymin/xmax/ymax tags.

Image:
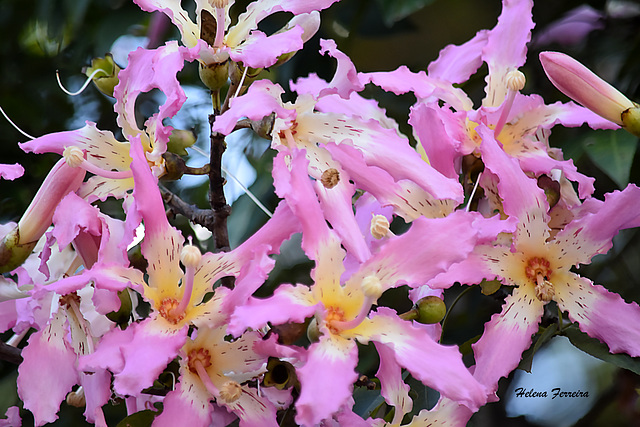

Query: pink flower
<box><xmin>134</xmin><ymin>0</ymin><xmax>335</xmax><ymax>68</ymax></box>
<box><xmin>228</xmin><ymin>149</ymin><xmax>510</xmax><ymax>425</ymax></box>
<box><xmin>431</xmin><ymin>125</ymin><xmax>640</xmax><ymax>398</ymax></box>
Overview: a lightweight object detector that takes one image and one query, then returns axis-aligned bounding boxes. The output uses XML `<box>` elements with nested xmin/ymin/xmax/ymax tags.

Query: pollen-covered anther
<box><xmin>362</xmin><ymin>275</ymin><xmax>383</xmax><ymax>299</ymax></box>
<box><xmin>219</xmin><ymin>380</ymin><xmax>243</xmax><ymax>403</ymax></box>
<box><xmin>320</xmin><ymin>168</ymin><xmax>340</xmax><ymax>189</ymax></box>
<box><xmin>181</xmin><ymin>244</ymin><xmax>202</xmax><ymax>268</ymax></box>
<box><xmin>525</xmin><ymin>257</ymin><xmax>555</xmax><ymax>302</ymax></box>
<box><xmin>506</xmin><ymin>69</ymin><xmax>526</xmax><ymax>92</ymax></box>
<box><xmin>187</xmin><ymin>347</ymin><xmax>212</xmax><ymax>374</ymax></box>
<box><xmin>535</xmin><ymin>277</ymin><xmax>555</xmax><ymax>302</ymax></box>
<box><xmin>370</xmin><ymin>215</ymin><xmax>390</xmax><ymax>239</ymax></box>
<box><xmin>63</xmin><ymin>146</ymin><xmax>85</xmax><ymax>168</ymax></box>
<box><xmin>158</xmin><ymin>297</ymin><xmax>186</xmax><ymax>325</ymax></box>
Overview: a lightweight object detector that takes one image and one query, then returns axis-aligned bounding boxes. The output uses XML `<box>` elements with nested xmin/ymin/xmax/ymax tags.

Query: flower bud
<box><xmin>540</xmin><ymin>51</ymin><xmax>640</xmax><ymax>136</ymax></box>
<box><xmin>161</xmin><ymin>152</ymin><xmax>188</xmax><ymax>181</ymax></box>
<box><xmin>82</xmin><ymin>54</ymin><xmax>120</xmax><ymax>97</ymax></box>
<box><xmin>167</xmin><ymin>129</ymin><xmax>197</xmax><ymax>156</ymax></box>
<box><xmin>0</xmin><ymin>160</ymin><xmax>84</xmax><ymax>273</ymax></box>
<box><xmin>199</xmin><ymin>60</ymin><xmax>229</xmax><ymax>92</ymax></box>
<box><xmin>415</xmin><ymin>296</ymin><xmax>446</xmax><ymax>324</ymax></box>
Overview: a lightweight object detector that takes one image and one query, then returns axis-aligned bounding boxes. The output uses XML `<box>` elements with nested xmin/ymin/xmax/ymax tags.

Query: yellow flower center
<box><xmin>524</xmin><ymin>256</ymin><xmax>555</xmax><ymax>302</ymax></box>
<box><xmin>158</xmin><ymin>297</ymin><xmax>186</xmax><ymax>325</ymax></box>
<box><xmin>187</xmin><ymin>347</ymin><xmax>212</xmax><ymax>374</ymax></box>
<box><xmin>325</xmin><ymin>306</ymin><xmax>346</xmax><ymax>335</ymax></box>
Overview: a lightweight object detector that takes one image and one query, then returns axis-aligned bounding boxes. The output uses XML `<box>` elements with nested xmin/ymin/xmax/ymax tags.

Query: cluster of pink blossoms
<box><xmin>1</xmin><ymin>0</ymin><xmax>640</xmax><ymax>426</ymax></box>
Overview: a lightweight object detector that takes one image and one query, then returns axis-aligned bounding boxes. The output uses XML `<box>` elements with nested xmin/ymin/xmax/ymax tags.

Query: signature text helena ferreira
<box><xmin>514</xmin><ymin>387</ymin><xmax>589</xmax><ymax>399</ymax></box>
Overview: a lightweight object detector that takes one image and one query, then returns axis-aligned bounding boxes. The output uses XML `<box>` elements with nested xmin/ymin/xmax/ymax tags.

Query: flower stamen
<box><xmin>525</xmin><ymin>256</ymin><xmax>555</xmax><ymax>302</ymax></box>
<box><xmin>494</xmin><ymin>69</ymin><xmax>526</xmax><ymax>137</ymax></box>
<box><xmin>63</xmin><ymin>146</ymin><xmax>133</xmax><ymax>179</ymax></box>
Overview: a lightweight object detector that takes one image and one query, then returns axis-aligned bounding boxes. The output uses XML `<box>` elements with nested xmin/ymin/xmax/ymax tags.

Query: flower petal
<box><xmin>555</xmin><ymin>272</ymin><xmax>640</xmax><ymax>357</ymax></box>
<box><xmin>472</xmin><ymin>284</ymin><xmax>544</xmax><ymax>397</ymax></box>
<box><xmin>295</xmin><ymin>337</ymin><xmax>359</xmax><ymax>426</ymax></box>
<box><xmin>17</xmin><ymin>312</ymin><xmax>79</xmax><ymax>426</ymax></box>
<box><xmin>353</xmin><ymin>308</ymin><xmax>486</xmax><ymax>411</ymax></box>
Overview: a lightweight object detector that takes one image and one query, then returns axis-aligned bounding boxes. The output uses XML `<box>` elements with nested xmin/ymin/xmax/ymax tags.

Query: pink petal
<box><xmin>374</xmin><ymin>342</ymin><xmax>412</xmax><ymax>424</ymax></box>
<box><xmin>555</xmin><ymin>272</ymin><xmax>640</xmax><ymax>357</ymax></box>
<box><xmin>18</xmin><ymin>313</ymin><xmax>79</xmax><ymax>426</ymax></box>
<box><xmin>295</xmin><ymin>337</ymin><xmax>359</xmax><ymax>426</ymax></box>
<box><xmin>477</xmin><ymin>124</ymin><xmax>548</xmax><ymax>219</ymax></box>
<box><xmin>81</xmin><ymin>318</ymin><xmax>188</xmax><ymax>396</ymax></box>
<box><xmin>0</xmin><ymin>163</ymin><xmax>24</xmax><ymax>181</ymax></box>
<box><xmin>0</xmin><ymin>406</ymin><xmax>21</xmax><ymax>427</ymax></box>
<box><xmin>80</xmin><ymin>370</ymin><xmax>112</xmax><ymax>424</ymax></box>
<box><xmin>553</xmin><ymin>184</ymin><xmax>640</xmax><ymax>266</ymax></box>
<box><xmin>212</xmin><ymin>80</ymin><xmax>295</xmax><ymax>135</ymax></box>
<box><xmin>428</xmin><ymin>29</ymin><xmax>489</xmax><ymax>84</ymax></box>
<box><xmin>317</xmin><ymin>39</ymin><xmax>364</xmax><ymax>99</ymax></box>
<box><xmin>362</xmin><ymin>308</ymin><xmax>487</xmax><ymax>411</ymax></box>
<box><xmin>229</xmin><ymin>284</ymin><xmax>317</xmax><ymax>336</ymax></box>
<box><xmin>153</xmin><ymin>377</ymin><xmax>212</xmax><ymax>427</ymax></box>
<box><xmin>472</xmin><ymin>284</ymin><xmax>544</xmax><ymax>398</ymax></box>
<box><xmin>129</xmin><ymin>135</ymin><xmax>185</xmax><ymax>292</ymax></box>
<box><xmin>230</xmin><ymin>26</ymin><xmax>305</xmax><ymax>68</ymax></box>
<box><xmin>409</xmin><ymin>103</ymin><xmax>460</xmax><ymax>179</ymax></box>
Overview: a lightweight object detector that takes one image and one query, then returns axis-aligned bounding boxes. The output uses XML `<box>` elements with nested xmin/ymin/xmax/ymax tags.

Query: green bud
<box><xmin>622</xmin><ymin>106</ymin><xmax>640</xmax><ymax>138</ymax></box>
<box><xmin>0</xmin><ymin>226</ymin><xmax>37</xmax><ymax>274</ymax></box>
<box><xmin>229</xmin><ymin>62</ymin><xmax>263</xmax><ymax>93</ymax></box>
<box><xmin>167</xmin><ymin>129</ymin><xmax>197</xmax><ymax>156</ymax></box>
<box><xmin>161</xmin><ymin>152</ymin><xmax>188</xmax><ymax>181</ymax></box>
<box><xmin>83</xmin><ymin>54</ymin><xmax>120</xmax><ymax>97</ymax></box>
<box><xmin>250</xmin><ymin>114</ymin><xmax>275</xmax><ymax>140</ymax></box>
<box><xmin>199</xmin><ymin>60</ymin><xmax>229</xmax><ymax>92</ymax></box>
<box><xmin>415</xmin><ymin>296</ymin><xmax>446</xmax><ymax>324</ymax></box>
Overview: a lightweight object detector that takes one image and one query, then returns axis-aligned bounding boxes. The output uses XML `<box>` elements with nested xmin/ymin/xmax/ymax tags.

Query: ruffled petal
<box><xmin>555</xmin><ymin>272</ymin><xmax>640</xmax><ymax>357</ymax></box>
<box><xmin>374</xmin><ymin>342</ymin><xmax>412</xmax><ymax>425</ymax></box>
<box><xmin>471</xmin><ymin>284</ymin><xmax>544</xmax><ymax>397</ymax></box>
<box><xmin>295</xmin><ymin>337</ymin><xmax>359</xmax><ymax>426</ymax></box>
<box><xmin>0</xmin><ymin>163</ymin><xmax>24</xmax><ymax>181</ymax></box>
<box><xmin>352</xmin><ymin>308</ymin><xmax>486</xmax><ymax>411</ymax></box>
<box><xmin>229</xmin><ymin>283</ymin><xmax>317</xmax><ymax>336</ymax></box>
<box><xmin>17</xmin><ymin>312</ymin><xmax>79</xmax><ymax>426</ymax></box>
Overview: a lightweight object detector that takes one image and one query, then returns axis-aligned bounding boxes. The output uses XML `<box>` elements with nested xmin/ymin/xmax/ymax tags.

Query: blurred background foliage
<box><xmin>1</xmin><ymin>0</ymin><xmax>640</xmax><ymax>425</ymax></box>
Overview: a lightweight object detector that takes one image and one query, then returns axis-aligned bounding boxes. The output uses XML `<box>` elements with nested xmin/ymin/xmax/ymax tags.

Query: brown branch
<box><xmin>208</xmin><ymin>116</ymin><xmax>234</xmax><ymax>289</ymax></box>
<box><xmin>159</xmin><ymin>185</ymin><xmax>216</xmax><ymax>234</ymax></box>
<box><xmin>0</xmin><ymin>341</ymin><xmax>22</xmax><ymax>364</ymax></box>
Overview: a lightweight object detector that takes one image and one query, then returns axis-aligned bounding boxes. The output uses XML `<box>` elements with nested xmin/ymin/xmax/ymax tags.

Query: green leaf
<box><xmin>564</xmin><ymin>325</ymin><xmax>640</xmax><ymax>375</ymax></box>
<box><xmin>518</xmin><ymin>323</ymin><xmax>558</xmax><ymax>373</ymax></box>
<box><xmin>116</xmin><ymin>410</ymin><xmax>158</xmax><ymax>427</ymax></box>
<box><xmin>353</xmin><ymin>387</ymin><xmax>385</xmax><ymax>419</ymax></box>
<box><xmin>374</xmin><ymin>0</ymin><xmax>436</xmax><ymax>26</ymax></box>
<box><xmin>582</xmin><ymin>129</ymin><xmax>638</xmax><ymax>188</ymax></box>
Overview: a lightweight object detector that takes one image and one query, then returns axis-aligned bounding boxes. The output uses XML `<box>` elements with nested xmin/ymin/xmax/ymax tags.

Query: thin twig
<box><xmin>159</xmin><ymin>185</ymin><xmax>216</xmax><ymax>234</ymax></box>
